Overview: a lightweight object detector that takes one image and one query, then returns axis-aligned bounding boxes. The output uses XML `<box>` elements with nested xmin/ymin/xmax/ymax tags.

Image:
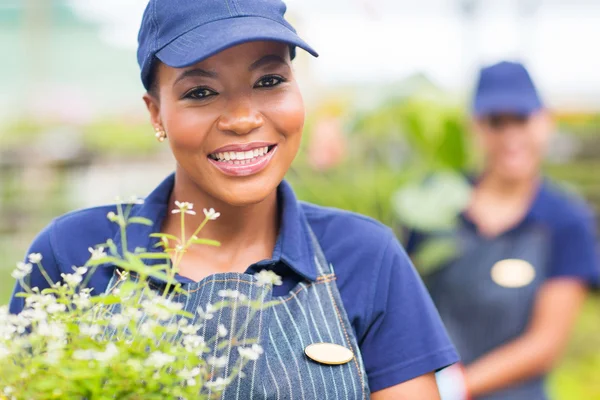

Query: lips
<box><xmin>207</xmin><ymin>143</ymin><xmax>277</xmax><ymax>176</ymax></box>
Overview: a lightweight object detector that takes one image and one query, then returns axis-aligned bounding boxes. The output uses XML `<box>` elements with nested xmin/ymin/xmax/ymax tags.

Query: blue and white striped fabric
<box><xmin>106</xmin><ymin>228</ymin><xmax>370</xmax><ymax>399</ymax></box>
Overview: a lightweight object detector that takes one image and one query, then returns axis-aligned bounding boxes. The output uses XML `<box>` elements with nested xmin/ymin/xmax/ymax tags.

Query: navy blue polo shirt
<box><xmin>407</xmin><ymin>178</ymin><xmax>599</xmax><ymax>399</ymax></box>
<box><xmin>10</xmin><ymin>174</ymin><xmax>458</xmax><ymax>392</ymax></box>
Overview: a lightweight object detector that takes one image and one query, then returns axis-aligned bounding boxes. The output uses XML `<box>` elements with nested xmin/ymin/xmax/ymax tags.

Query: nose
<box><xmin>217</xmin><ymin>98</ymin><xmax>264</xmax><ymax>136</ymax></box>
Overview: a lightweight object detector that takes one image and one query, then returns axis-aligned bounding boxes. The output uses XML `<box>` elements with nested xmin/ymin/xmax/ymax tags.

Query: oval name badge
<box><xmin>491</xmin><ymin>259</ymin><xmax>536</xmax><ymax>288</ymax></box>
<box><xmin>305</xmin><ymin>343</ymin><xmax>354</xmax><ymax>365</ymax></box>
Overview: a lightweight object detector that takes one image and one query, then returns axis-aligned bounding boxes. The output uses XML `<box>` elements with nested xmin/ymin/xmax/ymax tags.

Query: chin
<box><xmin>211</xmin><ymin>175</ymin><xmax>282</xmax><ymax>208</ymax></box>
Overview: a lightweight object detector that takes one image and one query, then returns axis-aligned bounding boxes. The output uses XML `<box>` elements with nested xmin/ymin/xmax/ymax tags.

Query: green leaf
<box><xmin>136</xmin><ymin>252</ymin><xmax>171</xmax><ymax>260</ymax></box>
<box><xmin>127</xmin><ymin>217</ymin><xmax>153</xmax><ymax>226</ymax></box>
<box><xmin>190</xmin><ymin>238</ymin><xmax>221</xmax><ymax>247</ymax></box>
<box><xmin>91</xmin><ymin>295</ymin><xmax>121</xmax><ymax>305</ymax></box>
<box><xmin>149</xmin><ymin>233</ymin><xmax>180</xmax><ymax>242</ymax></box>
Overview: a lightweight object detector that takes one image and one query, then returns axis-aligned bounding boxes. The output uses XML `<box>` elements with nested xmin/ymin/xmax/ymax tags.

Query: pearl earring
<box><xmin>154</xmin><ymin>127</ymin><xmax>167</xmax><ymax>142</ymax></box>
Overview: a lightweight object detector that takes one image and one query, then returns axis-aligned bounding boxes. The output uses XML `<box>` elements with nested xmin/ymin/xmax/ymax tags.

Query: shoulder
<box><xmin>32</xmin><ymin>205</ymin><xmax>120</xmax><ymax>270</ymax></box>
<box><xmin>537</xmin><ymin>180</ymin><xmax>595</xmax><ymax>231</ymax></box>
<box><xmin>301</xmin><ymin>201</ymin><xmax>396</xmax><ymax>249</ymax></box>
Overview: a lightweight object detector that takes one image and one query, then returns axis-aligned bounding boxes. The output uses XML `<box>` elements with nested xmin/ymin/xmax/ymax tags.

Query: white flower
<box><xmin>72</xmin><ymin>266</ymin><xmax>88</xmax><ymax>275</ymax></box>
<box><xmin>128</xmin><ymin>196</ymin><xmax>145</xmax><ymax>205</ymax></box>
<box><xmin>109</xmin><ymin>314</ymin><xmax>129</xmax><ymax>328</ymax></box>
<box><xmin>203</xmin><ymin>208</ymin><xmax>221</xmax><ymax>220</ymax></box>
<box><xmin>46</xmin><ymin>303</ymin><xmax>67</xmax><ymax>314</ymax></box>
<box><xmin>73</xmin><ymin>349</ymin><xmax>95</xmax><ymax>361</ymax></box>
<box><xmin>182</xmin><ymin>335</ymin><xmax>207</xmax><ymax>353</ymax></box>
<box><xmin>107</xmin><ymin>211</ymin><xmax>118</xmax><ymax>222</ymax></box>
<box><xmin>237</xmin><ymin>346</ymin><xmax>262</xmax><ymax>361</ymax></box>
<box><xmin>252</xmin><ymin>344</ymin><xmax>264</xmax><ymax>355</ymax></box>
<box><xmin>73</xmin><ymin>293</ymin><xmax>92</xmax><ymax>310</ymax></box>
<box><xmin>37</xmin><ymin>322</ymin><xmax>65</xmax><ymax>339</ymax></box>
<box><xmin>179</xmin><ymin>322</ymin><xmax>202</xmax><ymax>335</ymax></box>
<box><xmin>79</xmin><ymin>324</ymin><xmax>101</xmax><ymax>337</ymax></box>
<box><xmin>139</xmin><ymin>321</ymin><xmax>157</xmax><ymax>337</ymax></box>
<box><xmin>197</xmin><ymin>304</ymin><xmax>214</xmax><ymax>320</ymax></box>
<box><xmin>172</xmin><ymin>201</ymin><xmax>196</xmax><ymax>215</ymax></box>
<box><xmin>11</xmin><ymin>262</ymin><xmax>32</xmax><ymax>280</ymax></box>
<box><xmin>217</xmin><ymin>324</ymin><xmax>228</xmax><ymax>338</ymax></box>
<box><xmin>207</xmin><ymin>355</ymin><xmax>228</xmax><ymax>367</ymax></box>
<box><xmin>61</xmin><ymin>273</ymin><xmax>82</xmax><ymax>287</ymax></box>
<box><xmin>178</xmin><ymin>367</ymin><xmax>201</xmax><ymax>378</ymax></box>
<box><xmin>28</xmin><ymin>253</ymin><xmax>43</xmax><ymax>264</ymax></box>
<box><xmin>205</xmin><ymin>377</ymin><xmax>230</xmax><ymax>389</ymax></box>
<box><xmin>145</xmin><ymin>351</ymin><xmax>175</xmax><ymax>369</ymax></box>
<box><xmin>96</xmin><ymin>343</ymin><xmax>118</xmax><ymax>363</ymax></box>
<box><xmin>218</xmin><ymin>289</ymin><xmax>241</xmax><ymax>299</ymax></box>
<box><xmin>88</xmin><ymin>246</ymin><xmax>107</xmax><ymax>261</ymax></box>
<box><xmin>255</xmin><ymin>270</ymin><xmax>283</xmax><ymax>287</ymax></box>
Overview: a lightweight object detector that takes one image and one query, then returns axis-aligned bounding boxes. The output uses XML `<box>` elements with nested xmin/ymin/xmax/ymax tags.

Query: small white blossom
<box><xmin>182</xmin><ymin>335</ymin><xmax>207</xmax><ymax>353</ymax></box>
<box><xmin>46</xmin><ymin>303</ymin><xmax>67</xmax><ymax>314</ymax></box>
<box><xmin>255</xmin><ymin>270</ymin><xmax>283</xmax><ymax>287</ymax></box>
<box><xmin>79</xmin><ymin>324</ymin><xmax>102</xmax><ymax>337</ymax></box>
<box><xmin>72</xmin><ymin>349</ymin><xmax>95</xmax><ymax>361</ymax></box>
<box><xmin>128</xmin><ymin>196</ymin><xmax>145</xmax><ymax>205</ymax></box>
<box><xmin>96</xmin><ymin>343</ymin><xmax>118</xmax><ymax>363</ymax></box>
<box><xmin>252</xmin><ymin>344</ymin><xmax>264</xmax><ymax>355</ymax></box>
<box><xmin>72</xmin><ymin>266</ymin><xmax>88</xmax><ymax>275</ymax></box>
<box><xmin>197</xmin><ymin>304</ymin><xmax>215</xmax><ymax>320</ymax></box>
<box><xmin>73</xmin><ymin>293</ymin><xmax>92</xmax><ymax>310</ymax></box>
<box><xmin>3</xmin><ymin>386</ymin><xmax>14</xmax><ymax>395</ymax></box>
<box><xmin>205</xmin><ymin>377</ymin><xmax>230</xmax><ymax>390</ymax></box>
<box><xmin>109</xmin><ymin>314</ymin><xmax>129</xmax><ymax>328</ymax></box>
<box><xmin>61</xmin><ymin>273</ymin><xmax>82</xmax><ymax>287</ymax></box>
<box><xmin>207</xmin><ymin>355</ymin><xmax>228</xmax><ymax>367</ymax></box>
<box><xmin>139</xmin><ymin>321</ymin><xmax>157</xmax><ymax>338</ymax></box>
<box><xmin>172</xmin><ymin>201</ymin><xmax>196</xmax><ymax>215</ymax></box>
<box><xmin>178</xmin><ymin>367</ymin><xmax>201</xmax><ymax>385</ymax></box>
<box><xmin>27</xmin><ymin>253</ymin><xmax>43</xmax><ymax>264</ymax></box>
<box><xmin>11</xmin><ymin>262</ymin><xmax>32</xmax><ymax>280</ymax></box>
<box><xmin>217</xmin><ymin>324</ymin><xmax>228</xmax><ymax>338</ymax></box>
<box><xmin>107</xmin><ymin>211</ymin><xmax>117</xmax><ymax>222</ymax></box>
<box><xmin>218</xmin><ymin>289</ymin><xmax>242</xmax><ymax>299</ymax></box>
<box><xmin>179</xmin><ymin>322</ymin><xmax>202</xmax><ymax>335</ymax></box>
<box><xmin>237</xmin><ymin>346</ymin><xmax>262</xmax><ymax>361</ymax></box>
<box><xmin>88</xmin><ymin>246</ymin><xmax>107</xmax><ymax>261</ymax></box>
<box><xmin>37</xmin><ymin>322</ymin><xmax>66</xmax><ymax>339</ymax></box>
<box><xmin>145</xmin><ymin>351</ymin><xmax>175</xmax><ymax>369</ymax></box>
<box><xmin>203</xmin><ymin>208</ymin><xmax>221</xmax><ymax>220</ymax></box>
<box><xmin>0</xmin><ymin>345</ymin><xmax>11</xmax><ymax>360</ymax></box>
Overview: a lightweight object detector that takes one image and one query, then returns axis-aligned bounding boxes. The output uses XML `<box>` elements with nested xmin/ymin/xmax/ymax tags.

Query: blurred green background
<box><xmin>2</xmin><ymin>1</ymin><xmax>600</xmax><ymax>399</ymax></box>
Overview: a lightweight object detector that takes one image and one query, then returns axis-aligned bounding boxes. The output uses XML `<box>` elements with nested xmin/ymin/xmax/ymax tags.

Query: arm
<box><xmin>465</xmin><ymin>278</ymin><xmax>587</xmax><ymax>396</ymax></box>
<box><xmin>372</xmin><ymin>372</ymin><xmax>440</xmax><ymax>400</ymax></box>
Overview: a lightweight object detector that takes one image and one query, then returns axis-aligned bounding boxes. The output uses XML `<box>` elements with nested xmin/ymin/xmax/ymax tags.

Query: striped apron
<box><xmin>106</xmin><ymin>228</ymin><xmax>370</xmax><ymax>399</ymax></box>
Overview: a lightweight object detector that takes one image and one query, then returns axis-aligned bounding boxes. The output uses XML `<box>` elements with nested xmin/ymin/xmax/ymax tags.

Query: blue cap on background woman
<box><xmin>411</xmin><ymin>61</ymin><xmax>599</xmax><ymax>400</ymax></box>
<box><xmin>10</xmin><ymin>0</ymin><xmax>459</xmax><ymax>398</ymax></box>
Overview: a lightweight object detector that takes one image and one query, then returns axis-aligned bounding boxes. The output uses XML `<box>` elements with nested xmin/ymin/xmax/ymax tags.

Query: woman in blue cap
<box><xmin>10</xmin><ymin>0</ymin><xmax>458</xmax><ymax>398</ymax></box>
<box><xmin>413</xmin><ymin>61</ymin><xmax>599</xmax><ymax>400</ymax></box>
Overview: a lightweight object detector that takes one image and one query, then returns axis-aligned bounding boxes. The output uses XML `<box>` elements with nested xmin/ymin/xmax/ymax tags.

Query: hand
<box><xmin>435</xmin><ymin>363</ymin><xmax>469</xmax><ymax>400</ymax></box>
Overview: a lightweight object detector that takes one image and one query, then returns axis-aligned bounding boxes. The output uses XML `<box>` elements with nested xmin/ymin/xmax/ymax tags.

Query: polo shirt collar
<box><xmin>110</xmin><ymin>174</ymin><xmax>318</xmax><ymax>282</ymax></box>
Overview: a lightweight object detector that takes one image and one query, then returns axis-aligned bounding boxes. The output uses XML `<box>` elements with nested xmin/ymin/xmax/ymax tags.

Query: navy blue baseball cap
<box><xmin>137</xmin><ymin>0</ymin><xmax>319</xmax><ymax>90</ymax></box>
<box><xmin>472</xmin><ymin>61</ymin><xmax>543</xmax><ymax>118</ymax></box>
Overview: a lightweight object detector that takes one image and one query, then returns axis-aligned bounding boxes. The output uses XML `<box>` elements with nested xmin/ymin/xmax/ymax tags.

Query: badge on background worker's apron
<box><xmin>491</xmin><ymin>259</ymin><xmax>536</xmax><ymax>288</ymax></box>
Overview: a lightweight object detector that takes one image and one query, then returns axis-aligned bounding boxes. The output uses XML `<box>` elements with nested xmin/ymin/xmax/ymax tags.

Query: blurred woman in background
<box><xmin>408</xmin><ymin>61</ymin><xmax>599</xmax><ymax>400</ymax></box>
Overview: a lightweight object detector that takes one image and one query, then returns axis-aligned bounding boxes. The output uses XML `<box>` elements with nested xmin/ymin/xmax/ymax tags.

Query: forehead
<box><xmin>159</xmin><ymin>41</ymin><xmax>291</xmax><ymax>77</ymax></box>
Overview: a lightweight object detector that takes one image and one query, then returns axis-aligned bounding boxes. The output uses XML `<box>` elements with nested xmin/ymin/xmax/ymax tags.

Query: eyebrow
<box><xmin>173</xmin><ymin>68</ymin><xmax>218</xmax><ymax>86</ymax></box>
<box><xmin>249</xmin><ymin>54</ymin><xmax>288</xmax><ymax>71</ymax></box>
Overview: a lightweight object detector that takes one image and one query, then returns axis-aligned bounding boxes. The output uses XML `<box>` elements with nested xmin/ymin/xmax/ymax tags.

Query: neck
<box><xmin>165</xmin><ymin>171</ymin><xmax>279</xmax><ymax>250</ymax></box>
<box><xmin>477</xmin><ymin>171</ymin><xmax>540</xmax><ymax>200</ymax></box>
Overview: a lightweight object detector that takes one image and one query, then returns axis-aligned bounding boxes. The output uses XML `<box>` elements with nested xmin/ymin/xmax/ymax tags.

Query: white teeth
<box><xmin>234</xmin><ymin>160</ymin><xmax>240</xmax><ymax>165</ymax></box>
<box><xmin>236</xmin><ymin>152</ymin><xmax>244</xmax><ymax>160</ymax></box>
<box><xmin>224</xmin><ymin>152</ymin><xmax>230</xmax><ymax>161</ymax></box>
<box><xmin>253</xmin><ymin>149</ymin><xmax>259</xmax><ymax>157</ymax></box>
<box><xmin>244</xmin><ymin>151</ymin><xmax>252</xmax><ymax>158</ymax></box>
<box><xmin>211</xmin><ymin>146</ymin><xmax>272</xmax><ymax>162</ymax></box>
<box><xmin>229</xmin><ymin>152</ymin><xmax>236</xmax><ymax>160</ymax></box>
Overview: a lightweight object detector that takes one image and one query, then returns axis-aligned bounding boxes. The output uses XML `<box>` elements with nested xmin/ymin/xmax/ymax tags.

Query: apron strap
<box><xmin>306</xmin><ymin>223</ymin><xmax>334</xmax><ymax>277</ymax></box>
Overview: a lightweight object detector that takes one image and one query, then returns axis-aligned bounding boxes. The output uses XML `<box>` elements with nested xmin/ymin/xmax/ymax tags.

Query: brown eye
<box><xmin>255</xmin><ymin>75</ymin><xmax>284</xmax><ymax>88</ymax></box>
<box><xmin>183</xmin><ymin>87</ymin><xmax>217</xmax><ymax>100</ymax></box>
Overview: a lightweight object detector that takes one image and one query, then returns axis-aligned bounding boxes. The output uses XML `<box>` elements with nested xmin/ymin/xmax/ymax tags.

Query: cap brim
<box><xmin>474</xmin><ymin>93</ymin><xmax>542</xmax><ymax>118</ymax></box>
<box><xmin>155</xmin><ymin>16</ymin><xmax>318</xmax><ymax>70</ymax></box>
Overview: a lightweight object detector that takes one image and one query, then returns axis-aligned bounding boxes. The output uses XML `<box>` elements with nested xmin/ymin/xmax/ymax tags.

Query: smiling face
<box><xmin>475</xmin><ymin>111</ymin><xmax>552</xmax><ymax>183</ymax></box>
<box><xmin>144</xmin><ymin>41</ymin><xmax>305</xmax><ymax>206</ymax></box>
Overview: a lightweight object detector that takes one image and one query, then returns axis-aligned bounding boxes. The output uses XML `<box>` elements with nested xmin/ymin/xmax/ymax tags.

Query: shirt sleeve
<box><xmin>548</xmin><ymin>209</ymin><xmax>600</xmax><ymax>287</ymax></box>
<box><xmin>9</xmin><ymin>221</ymin><xmax>63</xmax><ymax>314</ymax></box>
<box><xmin>360</xmin><ymin>235</ymin><xmax>459</xmax><ymax>392</ymax></box>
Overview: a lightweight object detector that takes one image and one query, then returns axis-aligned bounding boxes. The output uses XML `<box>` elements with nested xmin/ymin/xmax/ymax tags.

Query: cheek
<box><xmin>264</xmin><ymin>88</ymin><xmax>305</xmax><ymax>143</ymax></box>
<box><xmin>162</xmin><ymin>103</ymin><xmax>215</xmax><ymax>150</ymax></box>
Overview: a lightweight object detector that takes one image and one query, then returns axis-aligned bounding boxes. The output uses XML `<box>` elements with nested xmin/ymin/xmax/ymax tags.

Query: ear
<box><xmin>143</xmin><ymin>93</ymin><xmax>163</xmax><ymax>130</ymax></box>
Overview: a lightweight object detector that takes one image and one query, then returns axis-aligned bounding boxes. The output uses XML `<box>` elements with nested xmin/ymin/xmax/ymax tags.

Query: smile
<box><xmin>208</xmin><ymin>143</ymin><xmax>277</xmax><ymax>177</ymax></box>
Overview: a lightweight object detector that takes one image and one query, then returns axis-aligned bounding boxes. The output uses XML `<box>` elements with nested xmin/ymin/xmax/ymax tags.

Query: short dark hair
<box><xmin>147</xmin><ymin>57</ymin><xmax>160</xmax><ymax>97</ymax></box>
